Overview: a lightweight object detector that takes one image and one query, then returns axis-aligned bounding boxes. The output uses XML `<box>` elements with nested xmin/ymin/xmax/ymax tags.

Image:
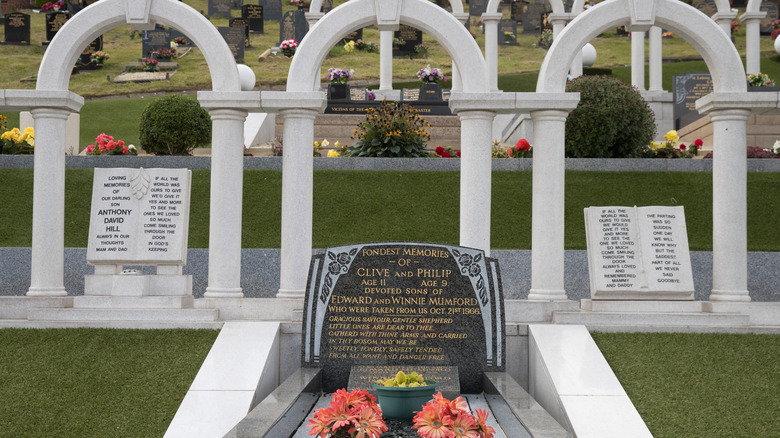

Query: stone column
<box><xmin>481</xmin><ymin>13</ymin><xmax>502</xmax><ymax>91</ymax></box>
<box><xmin>709</xmin><ymin>108</ymin><xmax>751</xmax><ymax>302</ymax></box>
<box><xmin>379</xmin><ymin>30</ymin><xmax>393</xmax><ymax>91</ymax></box>
<box><xmin>713</xmin><ymin>11</ymin><xmax>738</xmax><ymax>37</ymax></box>
<box><xmin>277</xmin><ymin>108</ymin><xmax>318</xmax><ymax>298</ymax></box>
<box><xmin>457</xmin><ymin>110</ymin><xmax>495</xmax><ymax>255</ymax></box>
<box><xmin>740</xmin><ymin>11</ymin><xmax>766</xmax><ymax>75</ymax></box>
<box><xmin>631</xmin><ymin>31</ymin><xmax>645</xmax><ymax>90</ymax></box>
<box><xmin>27</xmin><ymin>108</ymin><xmax>71</xmax><ymax>296</ymax></box>
<box><xmin>648</xmin><ymin>26</ymin><xmax>663</xmax><ymax>92</ymax></box>
<box><xmin>204</xmin><ymin>108</ymin><xmax>248</xmax><ymax>298</ymax></box>
<box><xmin>528</xmin><ymin>109</ymin><xmax>568</xmax><ymax>301</ymax></box>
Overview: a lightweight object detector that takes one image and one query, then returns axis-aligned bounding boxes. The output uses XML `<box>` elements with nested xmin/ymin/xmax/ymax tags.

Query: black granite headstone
<box><xmin>259</xmin><ymin>0</ymin><xmax>281</xmax><ymax>21</ymax></box>
<box><xmin>673</xmin><ymin>72</ymin><xmax>713</xmax><ymax>130</ymax></box>
<box><xmin>498</xmin><ymin>19</ymin><xmax>518</xmax><ymax>45</ymax></box>
<box><xmin>169</xmin><ymin>29</ymin><xmax>193</xmax><ymax>47</ymax></box>
<box><xmin>219</xmin><ymin>26</ymin><xmax>245</xmax><ymax>62</ymax></box>
<box><xmin>142</xmin><ymin>27</ymin><xmax>172</xmax><ymax>59</ymax></box>
<box><xmin>302</xmin><ymin>242</ymin><xmax>505</xmax><ymax>394</ymax></box>
<box><xmin>393</xmin><ymin>24</ymin><xmax>422</xmax><ymax>58</ymax></box>
<box><xmin>242</xmin><ymin>4</ymin><xmax>264</xmax><ymax>33</ymax></box>
<box><xmin>208</xmin><ymin>0</ymin><xmax>233</xmax><ymax>18</ymax></box>
<box><xmin>294</xmin><ymin>9</ymin><xmax>307</xmax><ymax>43</ymax></box>
<box><xmin>3</xmin><ymin>12</ymin><xmax>30</xmax><ymax>45</ymax></box>
<box><xmin>44</xmin><ymin>11</ymin><xmax>69</xmax><ymax>44</ymax></box>
<box><xmin>229</xmin><ymin>17</ymin><xmax>250</xmax><ymax>47</ymax></box>
<box><xmin>761</xmin><ymin>1</ymin><xmax>779</xmax><ymax>34</ymax></box>
<box><xmin>469</xmin><ymin>0</ymin><xmax>488</xmax><ymax>17</ymax></box>
<box><xmin>522</xmin><ymin>3</ymin><xmax>547</xmax><ymax>33</ymax></box>
<box><xmin>279</xmin><ymin>10</ymin><xmax>295</xmax><ymax>45</ymax></box>
<box><xmin>80</xmin><ymin>35</ymin><xmax>102</xmax><ymax>64</ymax></box>
<box><xmin>67</xmin><ymin>0</ymin><xmax>84</xmax><ymax>15</ymax></box>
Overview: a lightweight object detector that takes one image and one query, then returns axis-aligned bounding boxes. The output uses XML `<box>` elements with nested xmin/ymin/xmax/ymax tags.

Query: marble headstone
<box><xmin>302</xmin><ymin>242</ymin><xmax>505</xmax><ymax>394</ymax></box>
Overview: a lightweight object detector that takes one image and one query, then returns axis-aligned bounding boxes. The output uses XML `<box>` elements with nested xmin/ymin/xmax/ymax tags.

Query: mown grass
<box><xmin>1</xmin><ymin>168</ymin><xmax>779</xmax><ymax>250</ymax></box>
<box><xmin>592</xmin><ymin>332</ymin><xmax>780</xmax><ymax>438</ymax></box>
<box><xmin>0</xmin><ymin>328</ymin><xmax>219</xmax><ymax>438</ymax></box>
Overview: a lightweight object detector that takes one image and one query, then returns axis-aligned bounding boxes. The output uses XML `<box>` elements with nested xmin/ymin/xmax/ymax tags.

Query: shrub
<box><xmin>139</xmin><ymin>95</ymin><xmax>211</xmax><ymax>155</ymax></box>
<box><xmin>344</xmin><ymin>101</ymin><xmax>431</xmax><ymax>157</ymax></box>
<box><xmin>565</xmin><ymin>76</ymin><xmax>656</xmax><ymax>158</ymax></box>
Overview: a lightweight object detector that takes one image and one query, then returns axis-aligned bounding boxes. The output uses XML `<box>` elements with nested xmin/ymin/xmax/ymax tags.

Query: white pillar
<box><xmin>740</xmin><ymin>12</ymin><xmax>766</xmax><ymax>75</ymax></box>
<box><xmin>277</xmin><ymin>108</ymin><xmax>317</xmax><ymax>298</ymax></box>
<box><xmin>709</xmin><ymin>108</ymin><xmax>751</xmax><ymax>302</ymax></box>
<box><xmin>205</xmin><ymin>108</ymin><xmax>248</xmax><ymax>298</ymax></box>
<box><xmin>27</xmin><ymin>108</ymin><xmax>70</xmax><ymax>296</ymax></box>
<box><xmin>631</xmin><ymin>31</ymin><xmax>645</xmax><ymax>90</ymax></box>
<box><xmin>481</xmin><ymin>13</ymin><xmax>502</xmax><ymax>91</ymax></box>
<box><xmin>648</xmin><ymin>26</ymin><xmax>663</xmax><ymax>92</ymax></box>
<box><xmin>528</xmin><ymin>109</ymin><xmax>568</xmax><ymax>301</ymax></box>
<box><xmin>379</xmin><ymin>30</ymin><xmax>393</xmax><ymax>91</ymax></box>
<box><xmin>713</xmin><ymin>11</ymin><xmax>738</xmax><ymax>37</ymax></box>
<box><xmin>458</xmin><ymin>110</ymin><xmax>495</xmax><ymax>255</ymax></box>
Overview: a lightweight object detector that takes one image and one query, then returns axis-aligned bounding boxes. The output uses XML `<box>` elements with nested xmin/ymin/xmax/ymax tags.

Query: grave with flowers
<box><xmin>229</xmin><ymin>242</ymin><xmax>571</xmax><ymax>437</ymax></box>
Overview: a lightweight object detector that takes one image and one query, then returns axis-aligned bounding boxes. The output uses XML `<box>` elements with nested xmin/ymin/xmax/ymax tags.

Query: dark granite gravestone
<box><xmin>44</xmin><ymin>11</ymin><xmax>69</xmax><ymax>45</ymax></box>
<box><xmin>169</xmin><ymin>29</ymin><xmax>193</xmax><ymax>47</ymax></box>
<box><xmin>522</xmin><ymin>3</ymin><xmax>547</xmax><ymax>33</ymax></box>
<box><xmin>339</xmin><ymin>28</ymin><xmax>362</xmax><ymax>46</ymax></box>
<box><xmin>259</xmin><ymin>0</ymin><xmax>281</xmax><ymax>21</ymax></box>
<box><xmin>278</xmin><ymin>10</ymin><xmax>294</xmax><ymax>44</ymax></box>
<box><xmin>230</xmin><ymin>17</ymin><xmax>250</xmax><ymax>47</ymax></box>
<box><xmin>761</xmin><ymin>1</ymin><xmax>779</xmax><ymax>34</ymax></box>
<box><xmin>3</xmin><ymin>12</ymin><xmax>30</xmax><ymax>45</ymax></box>
<box><xmin>616</xmin><ymin>25</ymin><xmax>629</xmax><ymax>36</ymax></box>
<box><xmin>208</xmin><ymin>0</ymin><xmax>233</xmax><ymax>18</ymax></box>
<box><xmin>498</xmin><ymin>19</ymin><xmax>518</xmax><ymax>45</ymax></box>
<box><xmin>694</xmin><ymin>0</ymin><xmax>717</xmax><ymax>17</ymax></box>
<box><xmin>393</xmin><ymin>24</ymin><xmax>422</xmax><ymax>58</ymax></box>
<box><xmin>469</xmin><ymin>0</ymin><xmax>488</xmax><ymax>17</ymax></box>
<box><xmin>67</xmin><ymin>0</ymin><xmax>97</xmax><ymax>15</ymax></box>
<box><xmin>302</xmin><ymin>242</ymin><xmax>505</xmax><ymax>394</ymax></box>
<box><xmin>242</xmin><ymin>4</ymin><xmax>264</xmax><ymax>33</ymax></box>
<box><xmin>80</xmin><ymin>35</ymin><xmax>102</xmax><ymax>64</ymax></box>
<box><xmin>673</xmin><ymin>72</ymin><xmax>712</xmax><ymax>130</ymax></box>
<box><xmin>511</xmin><ymin>1</ymin><xmax>523</xmax><ymax>22</ymax></box>
<box><xmin>142</xmin><ymin>26</ymin><xmax>172</xmax><ymax>59</ymax></box>
<box><xmin>219</xmin><ymin>26</ymin><xmax>245</xmax><ymax>62</ymax></box>
<box><xmin>294</xmin><ymin>9</ymin><xmax>307</xmax><ymax>43</ymax></box>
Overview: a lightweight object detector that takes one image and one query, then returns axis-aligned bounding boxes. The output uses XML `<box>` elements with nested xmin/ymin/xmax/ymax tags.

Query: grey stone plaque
<box><xmin>3</xmin><ymin>12</ymin><xmax>30</xmax><ymax>45</ymax></box>
<box><xmin>87</xmin><ymin>168</ymin><xmax>192</xmax><ymax>265</ymax></box>
<box><xmin>673</xmin><ymin>72</ymin><xmax>712</xmax><ymax>130</ymax></box>
<box><xmin>219</xmin><ymin>26</ymin><xmax>245</xmax><ymax>61</ymax></box>
<box><xmin>585</xmin><ymin>206</ymin><xmax>694</xmax><ymax>300</ymax></box>
<box><xmin>259</xmin><ymin>0</ymin><xmax>281</xmax><ymax>21</ymax></box>
<box><xmin>302</xmin><ymin>242</ymin><xmax>505</xmax><ymax>394</ymax></box>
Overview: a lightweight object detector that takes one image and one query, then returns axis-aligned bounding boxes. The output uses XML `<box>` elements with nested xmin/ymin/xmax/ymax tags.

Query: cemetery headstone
<box><xmin>694</xmin><ymin>0</ymin><xmax>717</xmax><ymax>17</ymax></box>
<box><xmin>208</xmin><ymin>0</ymin><xmax>233</xmax><ymax>19</ymax></box>
<box><xmin>67</xmin><ymin>0</ymin><xmax>84</xmax><ymax>14</ymax></box>
<box><xmin>673</xmin><ymin>72</ymin><xmax>712</xmax><ymax>129</ymax></box>
<box><xmin>294</xmin><ymin>9</ymin><xmax>308</xmax><ymax>43</ymax></box>
<box><xmin>142</xmin><ymin>26</ymin><xmax>172</xmax><ymax>58</ymax></box>
<box><xmin>615</xmin><ymin>25</ymin><xmax>629</xmax><ymax>36</ymax></box>
<box><xmin>761</xmin><ymin>1</ymin><xmax>779</xmax><ymax>34</ymax></box>
<box><xmin>229</xmin><ymin>17</ymin><xmax>250</xmax><ymax>47</ymax></box>
<box><xmin>339</xmin><ymin>28</ymin><xmax>362</xmax><ymax>46</ymax></box>
<box><xmin>259</xmin><ymin>0</ymin><xmax>281</xmax><ymax>21</ymax></box>
<box><xmin>498</xmin><ymin>19</ymin><xmax>518</xmax><ymax>45</ymax></box>
<box><xmin>87</xmin><ymin>168</ymin><xmax>192</xmax><ymax>264</ymax></box>
<box><xmin>80</xmin><ymin>35</ymin><xmax>102</xmax><ymax>65</ymax></box>
<box><xmin>242</xmin><ymin>4</ymin><xmax>264</xmax><ymax>33</ymax></box>
<box><xmin>540</xmin><ymin>11</ymin><xmax>553</xmax><ymax>32</ymax></box>
<box><xmin>3</xmin><ymin>12</ymin><xmax>30</xmax><ymax>45</ymax></box>
<box><xmin>321</xmin><ymin>0</ymin><xmax>333</xmax><ymax>13</ymax></box>
<box><xmin>522</xmin><ymin>3</ymin><xmax>547</xmax><ymax>34</ymax></box>
<box><xmin>584</xmin><ymin>206</ymin><xmax>694</xmax><ymax>300</ymax></box>
<box><xmin>468</xmin><ymin>0</ymin><xmax>488</xmax><ymax>17</ymax></box>
<box><xmin>279</xmin><ymin>10</ymin><xmax>295</xmax><ymax>44</ymax></box>
<box><xmin>511</xmin><ymin>1</ymin><xmax>523</xmax><ymax>22</ymax></box>
<box><xmin>169</xmin><ymin>29</ymin><xmax>193</xmax><ymax>47</ymax></box>
<box><xmin>301</xmin><ymin>242</ymin><xmax>505</xmax><ymax>394</ymax></box>
<box><xmin>219</xmin><ymin>26</ymin><xmax>245</xmax><ymax>62</ymax></box>
<box><xmin>393</xmin><ymin>24</ymin><xmax>422</xmax><ymax>58</ymax></box>
<box><xmin>44</xmin><ymin>11</ymin><xmax>69</xmax><ymax>45</ymax></box>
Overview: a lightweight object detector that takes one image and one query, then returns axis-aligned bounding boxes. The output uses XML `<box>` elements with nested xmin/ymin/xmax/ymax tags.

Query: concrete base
<box><xmin>84</xmin><ymin>274</ymin><xmax>192</xmax><ymax>297</ymax></box>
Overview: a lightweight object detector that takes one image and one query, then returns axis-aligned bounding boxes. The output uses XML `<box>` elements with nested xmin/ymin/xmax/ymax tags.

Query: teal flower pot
<box><xmin>373</xmin><ymin>381</ymin><xmax>437</xmax><ymax>420</ymax></box>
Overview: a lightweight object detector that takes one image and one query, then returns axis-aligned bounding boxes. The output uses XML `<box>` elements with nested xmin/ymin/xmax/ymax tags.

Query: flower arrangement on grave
<box><xmin>703</xmin><ymin>145</ymin><xmax>780</xmax><ymax>159</ymax></box>
<box><xmin>290</xmin><ymin>0</ymin><xmax>306</xmax><ymax>8</ymax></box>
<box><xmin>90</xmin><ymin>51</ymin><xmax>109</xmax><ymax>65</ymax></box>
<box><xmin>731</xmin><ymin>20</ymin><xmax>739</xmax><ymax>35</ymax></box>
<box><xmin>327</xmin><ymin>67</ymin><xmax>353</xmax><ymax>84</ymax></box>
<box><xmin>416</xmin><ymin>65</ymin><xmax>446</xmax><ymax>84</ymax></box>
<box><xmin>346</xmin><ymin>101</ymin><xmax>432</xmax><ymax>157</ymax></box>
<box><xmin>313</xmin><ymin>138</ymin><xmax>329</xmax><ymax>156</ymax></box>
<box><xmin>747</xmin><ymin>72</ymin><xmax>775</xmax><ymax>87</ymax></box>
<box><xmin>307</xmin><ymin>388</ymin><xmax>388</xmax><ymax>438</ymax></box>
<box><xmin>504</xmin><ymin>31</ymin><xmax>516</xmax><ymax>43</ymax></box>
<box><xmin>354</xmin><ymin>39</ymin><xmax>378</xmax><ymax>53</ymax></box>
<box><xmin>413</xmin><ymin>393</ymin><xmax>496</xmax><ymax>438</ymax></box>
<box><xmin>771</xmin><ymin>19</ymin><xmax>780</xmax><ymax>41</ymax></box>
<box><xmin>280</xmin><ymin>39</ymin><xmax>298</xmax><ymax>57</ymax></box>
<box><xmin>509</xmin><ymin>138</ymin><xmax>533</xmax><ymax>158</ymax></box>
<box><xmin>174</xmin><ymin>36</ymin><xmax>189</xmax><ymax>45</ymax></box>
<box><xmin>141</xmin><ymin>58</ymin><xmax>159</xmax><ymax>72</ymax></box>
<box><xmin>434</xmin><ymin>146</ymin><xmax>460</xmax><ymax>158</ymax></box>
<box><xmin>414</xmin><ymin>43</ymin><xmax>429</xmax><ymax>58</ymax></box>
<box><xmin>84</xmin><ymin>133</ymin><xmax>137</xmax><ymax>156</ymax></box>
<box><xmin>649</xmin><ymin>130</ymin><xmax>701</xmax><ymax>158</ymax></box>
<box><xmin>0</xmin><ymin>126</ymin><xmax>34</xmax><ymax>154</ymax></box>
<box><xmin>154</xmin><ymin>48</ymin><xmax>178</xmax><ymax>60</ymax></box>
<box><xmin>0</xmin><ymin>114</ymin><xmax>7</xmax><ymax>132</ymax></box>
<box><xmin>41</xmin><ymin>1</ymin><xmax>64</xmax><ymax>12</ymax></box>
<box><xmin>343</xmin><ymin>40</ymin><xmax>355</xmax><ymax>53</ymax></box>
<box><xmin>367</xmin><ymin>90</ymin><xmax>376</xmax><ymax>101</ymax></box>
<box><xmin>491</xmin><ymin>141</ymin><xmax>510</xmax><ymax>158</ymax></box>
<box><xmin>538</xmin><ymin>29</ymin><xmax>553</xmax><ymax>49</ymax></box>
<box><xmin>392</xmin><ymin>37</ymin><xmax>406</xmax><ymax>48</ymax></box>
<box><xmin>662</xmin><ymin>31</ymin><xmax>674</xmax><ymax>38</ymax></box>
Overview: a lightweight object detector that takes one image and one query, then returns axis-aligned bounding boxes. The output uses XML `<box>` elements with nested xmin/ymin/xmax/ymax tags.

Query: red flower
<box><xmin>694</xmin><ymin>139</ymin><xmax>703</xmax><ymax>148</ymax></box>
<box><xmin>435</xmin><ymin>146</ymin><xmax>445</xmax><ymax>155</ymax></box>
<box><xmin>441</xmin><ymin>151</ymin><xmax>451</xmax><ymax>158</ymax></box>
<box><xmin>679</xmin><ymin>144</ymin><xmax>687</xmax><ymax>151</ymax></box>
<box><xmin>507</xmin><ymin>148</ymin><xmax>513</xmax><ymax>157</ymax></box>
<box><xmin>515</xmin><ymin>138</ymin><xmax>531</xmax><ymax>152</ymax></box>
<box><xmin>456</xmin><ymin>150</ymin><xmax>461</xmax><ymax>157</ymax></box>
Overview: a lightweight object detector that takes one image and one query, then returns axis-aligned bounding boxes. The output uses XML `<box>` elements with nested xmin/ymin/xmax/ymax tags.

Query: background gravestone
<box><xmin>3</xmin><ymin>12</ymin><xmax>30</xmax><ymax>45</ymax></box>
<box><xmin>80</xmin><ymin>35</ymin><xmax>102</xmax><ymax>64</ymax></box>
<box><xmin>761</xmin><ymin>1</ymin><xmax>779</xmax><ymax>34</ymax></box>
<box><xmin>498</xmin><ymin>19</ymin><xmax>518</xmax><ymax>45</ymax></box>
<box><xmin>142</xmin><ymin>26</ymin><xmax>172</xmax><ymax>58</ymax></box>
<box><xmin>229</xmin><ymin>17</ymin><xmax>250</xmax><ymax>47</ymax></box>
<box><xmin>67</xmin><ymin>0</ymin><xmax>98</xmax><ymax>15</ymax></box>
<box><xmin>293</xmin><ymin>9</ymin><xmax>307</xmax><ymax>43</ymax></box>
<box><xmin>435</xmin><ymin>0</ymin><xmax>454</xmax><ymax>13</ymax></box>
<box><xmin>339</xmin><ymin>28</ymin><xmax>362</xmax><ymax>46</ymax></box>
<box><xmin>511</xmin><ymin>1</ymin><xmax>523</xmax><ymax>22</ymax></box>
<box><xmin>468</xmin><ymin>0</ymin><xmax>488</xmax><ymax>17</ymax></box>
<box><xmin>219</xmin><ymin>26</ymin><xmax>245</xmax><ymax>62</ymax></box>
<box><xmin>522</xmin><ymin>2</ymin><xmax>548</xmax><ymax>34</ymax></box>
<box><xmin>393</xmin><ymin>24</ymin><xmax>422</xmax><ymax>58</ymax></box>
<box><xmin>259</xmin><ymin>0</ymin><xmax>281</xmax><ymax>21</ymax></box>
<box><xmin>278</xmin><ymin>10</ymin><xmax>294</xmax><ymax>44</ymax></box>
<box><xmin>44</xmin><ymin>11</ymin><xmax>69</xmax><ymax>45</ymax></box>
<box><xmin>242</xmin><ymin>4</ymin><xmax>264</xmax><ymax>33</ymax></box>
<box><xmin>673</xmin><ymin>72</ymin><xmax>712</xmax><ymax>130</ymax></box>
<box><xmin>208</xmin><ymin>0</ymin><xmax>233</xmax><ymax>18</ymax></box>
<box><xmin>169</xmin><ymin>29</ymin><xmax>193</xmax><ymax>47</ymax></box>
<box><xmin>321</xmin><ymin>0</ymin><xmax>333</xmax><ymax>13</ymax></box>
<box><xmin>302</xmin><ymin>242</ymin><xmax>505</xmax><ymax>394</ymax></box>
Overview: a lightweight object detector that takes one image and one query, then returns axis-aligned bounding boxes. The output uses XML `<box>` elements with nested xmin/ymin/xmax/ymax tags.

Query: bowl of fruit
<box><xmin>373</xmin><ymin>371</ymin><xmax>438</xmax><ymax>419</ymax></box>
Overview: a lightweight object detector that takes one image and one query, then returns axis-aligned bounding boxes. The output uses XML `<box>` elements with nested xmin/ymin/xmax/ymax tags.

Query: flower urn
<box><xmin>372</xmin><ymin>381</ymin><xmax>437</xmax><ymax>420</ymax></box>
<box><xmin>328</xmin><ymin>83</ymin><xmax>350</xmax><ymax>100</ymax></box>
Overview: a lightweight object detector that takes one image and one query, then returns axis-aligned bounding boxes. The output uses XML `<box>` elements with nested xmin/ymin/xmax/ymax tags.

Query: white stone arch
<box><xmin>5</xmin><ymin>0</ymin><xmax>253</xmax><ymax>298</ymax></box>
<box><xmin>529</xmin><ymin>0</ymin><xmax>756</xmax><ymax>302</ymax></box>
<box><xmin>271</xmin><ymin>0</ymin><xmax>500</xmax><ymax>298</ymax></box>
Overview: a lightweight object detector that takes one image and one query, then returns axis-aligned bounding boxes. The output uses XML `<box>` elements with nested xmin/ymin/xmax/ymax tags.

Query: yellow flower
<box><xmin>327</xmin><ymin>149</ymin><xmax>340</xmax><ymax>157</ymax></box>
<box><xmin>334</xmin><ymin>141</ymin><xmax>340</xmax><ymax>148</ymax></box>
<box><xmin>343</xmin><ymin>40</ymin><xmax>355</xmax><ymax>53</ymax></box>
<box><xmin>663</xmin><ymin>130</ymin><xmax>679</xmax><ymax>143</ymax></box>
<box><xmin>313</xmin><ymin>141</ymin><xmax>320</xmax><ymax>147</ymax></box>
<box><xmin>650</xmin><ymin>141</ymin><xmax>660</xmax><ymax>150</ymax></box>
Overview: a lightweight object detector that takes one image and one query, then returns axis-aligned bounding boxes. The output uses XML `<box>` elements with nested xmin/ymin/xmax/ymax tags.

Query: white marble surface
<box><xmin>164</xmin><ymin>391</ymin><xmax>256</xmax><ymax>438</ymax></box>
<box><xmin>561</xmin><ymin>395</ymin><xmax>652</xmax><ymax>438</ymax></box>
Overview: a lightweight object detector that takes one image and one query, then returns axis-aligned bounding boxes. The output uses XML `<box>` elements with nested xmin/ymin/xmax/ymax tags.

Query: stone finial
<box><xmin>626</xmin><ymin>0</ymin><xmax>657</xmax><ymax>32</ymax></box>
<box><xmin>125</xmin><ymin>0</ymin><xmax>155</xmax><ymax>30</ymax></box>
<box><xmin>374</xmin><ymin>0</ymin><xmax>401</xmax><ymax>31</ymax></box>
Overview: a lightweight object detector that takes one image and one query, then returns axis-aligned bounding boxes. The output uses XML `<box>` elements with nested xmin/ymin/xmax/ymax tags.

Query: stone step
<box><xmin>73</xmin><ymin>295</ymin><xmax>194</xmax><ymax>309</ymax></box>
<box><xmin>580</xmin><ymin>299</ymin><xmax>705</xmax><ymax>313</ymax></box>
<box><xmin>552</xmin><ymin>311</ymin><xmax>750</xmax><ymax>327</ymax></box>
<box><xmin>0</xmin><ymin>319</ymin><xmax>223</xmax><ymax>330</ymax></box>
<box><xmin>27</xmin><ymin>308</ymin><xmax>219</xmax><ymax>322</ymax></box>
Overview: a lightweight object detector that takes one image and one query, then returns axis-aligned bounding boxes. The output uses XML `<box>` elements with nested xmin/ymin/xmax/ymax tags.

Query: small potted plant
<box><xmin>326</xmin><ymin>67</ymin><xmax>354</xmax><ymax>100</ymax></box>
<box><xmin>280</xmin><ymin>38</ymin><xmax>297</xmax><ymax>57</ymax></box>
<box><xmin>416</xmin><ymin>65</ymin><xmax>447</xmax><ymax>101</ymax></box>
<box><xmin>154</xmin><ymin>48</ymin><xmax>178</xmax><ymax>61</ymax></box>
<box><xmin>373</xmin><ymin>371</ymin><xmax>438</xmax><ymax>420</ymax></box>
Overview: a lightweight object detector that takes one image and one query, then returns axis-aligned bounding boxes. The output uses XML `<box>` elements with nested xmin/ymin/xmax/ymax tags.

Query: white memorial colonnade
<box><xmin>0</xmin><ymin>0</ymin><xmax>765</xmax><ymax>304</ymax></box>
